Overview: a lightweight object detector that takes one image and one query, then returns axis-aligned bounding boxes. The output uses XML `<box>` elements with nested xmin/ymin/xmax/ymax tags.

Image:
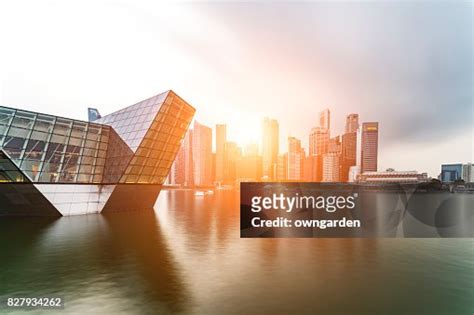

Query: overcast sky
<box><xmin>0</xmin><ymin>0</ymin><xmax>472</xmax><ymax>177</ymax></box>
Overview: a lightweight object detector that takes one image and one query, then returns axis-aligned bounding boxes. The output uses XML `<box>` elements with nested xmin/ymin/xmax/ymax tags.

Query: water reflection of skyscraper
<box><xmin>160</xmin><ymin>189</ymin><xmax>238</xmax><ymax>251</ymax></box>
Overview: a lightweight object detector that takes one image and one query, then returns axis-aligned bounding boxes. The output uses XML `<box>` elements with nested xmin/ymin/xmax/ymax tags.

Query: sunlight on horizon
<box><xmin>226</xmin><ymin>115</ymin><xmax>262</xmax><ymax>148</ymax></box>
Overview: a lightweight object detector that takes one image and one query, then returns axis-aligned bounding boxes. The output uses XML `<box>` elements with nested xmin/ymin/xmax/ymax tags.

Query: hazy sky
<box><xmin>0</xmin><ymin>1</ymin><xmax>472</xmax><ymax>177</ymax></box>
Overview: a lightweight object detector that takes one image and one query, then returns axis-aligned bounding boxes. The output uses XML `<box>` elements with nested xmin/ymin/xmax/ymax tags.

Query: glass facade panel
<box><xmin>24</xmin><ymin>140</ymin><xmax>46</xmax><ymax>160</ymax></box>
<box><xmin>68</xmin><ymin>137</ymin><xmax>83</xmax><ymax>147</ymax></box>
<box><xmin>0</xmin><ymin>108</ymin><xmax>15</xmax><ymax>125</ymax></box>
<box><xmin>77</xmin><ymin>174</ymin><xmax>91</xmax><ymax>182</ymax></box>
<box><xmin>71</xmin><ymin>121</ymin><xmax>87</xmax><ymax>138</ymax></box>
<box><xmin>51</xmin><ymin>134</ymin><xmax>68</xmax><ymax>144</ymax></box>
<box><xmin>85</xmin><ymin>139</ymin><xmax>98</xmax><ymax>149</ymax></box>
<box><xmin>30</xmin><ymin>130</ymin><xmax>49</xmax><ymax>142</ymax></box>
<box><xmin>95</xmin><ymin>91</ymin><xmax>170</xmax><ymax>151</ymax></box>
<box><xmin>34</xmin><ymin>115</ymin><xmax>55</xmax><ymax>133</ymax></box>
<box><xmin>20</xmin><ymin>159</ymin><xmax>41</xmax><ymax>180</ymax></box>
<box><xmin>39</xmin><ymin>171</ymin><xmax>58</xmax><ymax>182</ymax></box>
<box><xmin>0</xmin><ymin>151</ymin><xmax>29</xmax><ymax>182</ymax></box>
<box><xmin>53</xmin><ymin>118</ymin><xmax>72</xmax><ymax>135</ymax></box>
<box><xmin>2</xmin><ymin>136</ymin><xmax>27</xmax><ymax>160</ymax></box>
<box><xmin>116</xmin><ymin>92</ymin><xmax>194</xmax><ymax>184</ymax></box>
<box><xmin>45</xmin><ymin>143</ymin><xmax>65</xmax><ymax>163</ymax></box>
<box><xmin>11</xmin><ymin>111</ymin><xmax>35</xmax><ymax>129</ymax></box>
<box><xmin>7</xmin><ymin>127</ymin><xmax>30</xmax><ymax>138</ymax></box>
<box><xmin>41</xmin><ymin>161</ymin><xmax>61</xmax><ymax>174</ymax></box>
<box><xmin>0</xmin><ymin>125</ymin><xmax>10</xmax><ymax>138</ymax></box>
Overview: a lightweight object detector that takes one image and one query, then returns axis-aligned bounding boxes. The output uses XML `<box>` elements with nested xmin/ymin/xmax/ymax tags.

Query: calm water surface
<box><xmin>1</xmin><ymin>190</ymin><xmax>473</xmax><ymax>314</ymax></box>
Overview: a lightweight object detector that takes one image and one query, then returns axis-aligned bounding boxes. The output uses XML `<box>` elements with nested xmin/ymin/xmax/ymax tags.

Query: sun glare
<box><xmin>227</xmin><ymin>115</ymin><xmax>262</xmax><ymax>148</ymax></box>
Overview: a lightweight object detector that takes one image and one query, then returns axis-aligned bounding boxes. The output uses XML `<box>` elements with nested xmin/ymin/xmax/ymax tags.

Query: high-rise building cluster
<box><xmin>169</xmin><ymin>121</ymin><xmax>261</xmax><ymax>186</ymax></box>
<box><xmin>168</xmin><ymin>109</ymin><xmax>381</xmax><ymax>187</ymax></box>
<box><xmin>281</xmin><ymin>109</ymin><xmax>379</xmax><ymax>183</ymax></box>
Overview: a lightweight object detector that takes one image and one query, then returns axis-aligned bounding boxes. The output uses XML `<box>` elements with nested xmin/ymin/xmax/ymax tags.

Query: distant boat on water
<box><xmin>195</xmin><ymin>190</ymin><xmax>214</xmax><ymax>196</ymax></box>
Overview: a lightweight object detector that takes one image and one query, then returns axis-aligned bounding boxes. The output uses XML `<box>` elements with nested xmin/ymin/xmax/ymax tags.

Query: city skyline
<box><xmin>171</xmin><ymin>105</ymin><xmax>472</xmax><ymax>185</ymax></box>
<box><xmin>181</xmin><ymin>109</ymin><xmax>375</xmax><ymax>178</ymax></box>
<box><xmin>0</xmin><ymin>1</ymin><xmax>471</xmax><ymax>177</ymax></box>
<box><xmin>169</xmin><ymin>107</ymin><xmax>433</xmax><ymax>186</ymax></box>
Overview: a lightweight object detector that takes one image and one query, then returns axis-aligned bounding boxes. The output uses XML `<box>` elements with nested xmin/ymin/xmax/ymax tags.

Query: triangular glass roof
<box><xmin>95</xmin><ymin>91</ymin><xmax>170</xmax><ymax>152</ymax></box>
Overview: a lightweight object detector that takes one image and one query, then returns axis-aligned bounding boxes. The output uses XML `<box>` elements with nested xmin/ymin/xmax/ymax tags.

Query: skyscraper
<box><xmin>237</xmin><ymin>142</ymin><xmax>261</xmax><ymax>182</ymax></box>
<box><xmin>169</xmin><ymin>128</ymin><xmax>195</xmax><ymax>186</ymax></box>
<box><xmin>192</xmin><ymin>121</ymin><xmax>213</xmax><ymax>186</ymax></box>
<box><xmin>215</xmin><ymin>124</ymin><xmax>226</xmax><ymax>183</ymax></box>
<box><xmin>340</xmin><ymin>131</ymin><xmax>357</xmax><ymax>182</ymax></box>
<box><xmin>183</xmin><ymin>129</ymin><xmax>194</xmax><ymax>187</ymax></box>
<box><xmin>308</xmin><ymin>110</ymin><xmax>331</xmax><ymax>182</ymax></box>
<box><xmin>224</xmin><ymin>141</ymin><xmax>240</xmax><ymax>183</ymax></box>
<box><xmin>462</xmin><ymin>163</ymin><xmax>473</xmax><ymax>182</ymax></box>
<box><xmin>319</xmin><ymin>108</ymin><xmax>330</xmax><ymax>132</ymax></box>
<box><xmin>322</xmin><ymin>152</ymin><xmax>340</xmax><ymax>182</ymax></box>
<box><xmin>345</xmin><ymin>113</ymin><xmax>359</xmax><ymax>133</ymax></box>
<box><xmin>287</xmin><ymin>136</ymin><xmax>304</xmax><ymax>180</ymax></box>
<box><xmin>262</xmin><ymin>117</ymin><xmax>279</xmax><ymax>180</ymax></box>
<box><xmin>360</xmin><ymin>122</ymin><xmax>379</xmax><ymax>173</ymax></box>
<box><xmin>323</xmin><ymin>136</ymin><xmax>342</xmax><ymax>182</ymax></box>
<box><xmin>236</xmin><ymin>154</ymin><xmax>262</xmax><ymax>182</ymax></box>
<box><xmin>277</xmin><ymin>153</ymin><xmax>288</xmax><ymax>181</ymax></box>
<box><xmin>304</xmin><ymin>155</ymin><xmax>322</xmax><ymax>182</ymax></box>
<box><xmin>309</xmin><ymin>127</ymin><xmax>329</xmax><ymax>156</ymax></box>
<box><xmin>169</xmin><ymin>141</ymin><xmax>185</xmax><ymax>185</ymax></box>
<box><xmin>328</xmin><ymin>136</ymin><xmax>341</xmax><ymax>154</ymax></box>
<box><xmin>340</xmin><ymin>113</ymin><xmax>359</xmax><ymax>182</ymax></box>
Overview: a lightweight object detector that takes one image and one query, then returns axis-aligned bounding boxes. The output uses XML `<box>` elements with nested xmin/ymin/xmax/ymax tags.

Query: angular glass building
<box><xmin>0</xmin><ymin>90</ymin><xmax>195</xmax><ymax>216</ymax></box>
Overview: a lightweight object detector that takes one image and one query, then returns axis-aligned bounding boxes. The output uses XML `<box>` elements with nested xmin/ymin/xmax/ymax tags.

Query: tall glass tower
<box><xmin>360</xmin><ymin>122</ymin><xmax>379</xmax><ymax>173</ymax></box>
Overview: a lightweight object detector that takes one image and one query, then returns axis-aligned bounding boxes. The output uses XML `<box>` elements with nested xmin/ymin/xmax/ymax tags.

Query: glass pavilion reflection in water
<box><xmin>0</xmin><ymin>90</ymin><xmax>195</xmax><ymax>216</ymax></box>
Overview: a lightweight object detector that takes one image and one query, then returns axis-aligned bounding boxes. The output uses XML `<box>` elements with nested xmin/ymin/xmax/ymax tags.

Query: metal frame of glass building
<box><xmin>0</xmin><ymin>90</ymin><xmax>195</xmax><ymax>216</ymax></box>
